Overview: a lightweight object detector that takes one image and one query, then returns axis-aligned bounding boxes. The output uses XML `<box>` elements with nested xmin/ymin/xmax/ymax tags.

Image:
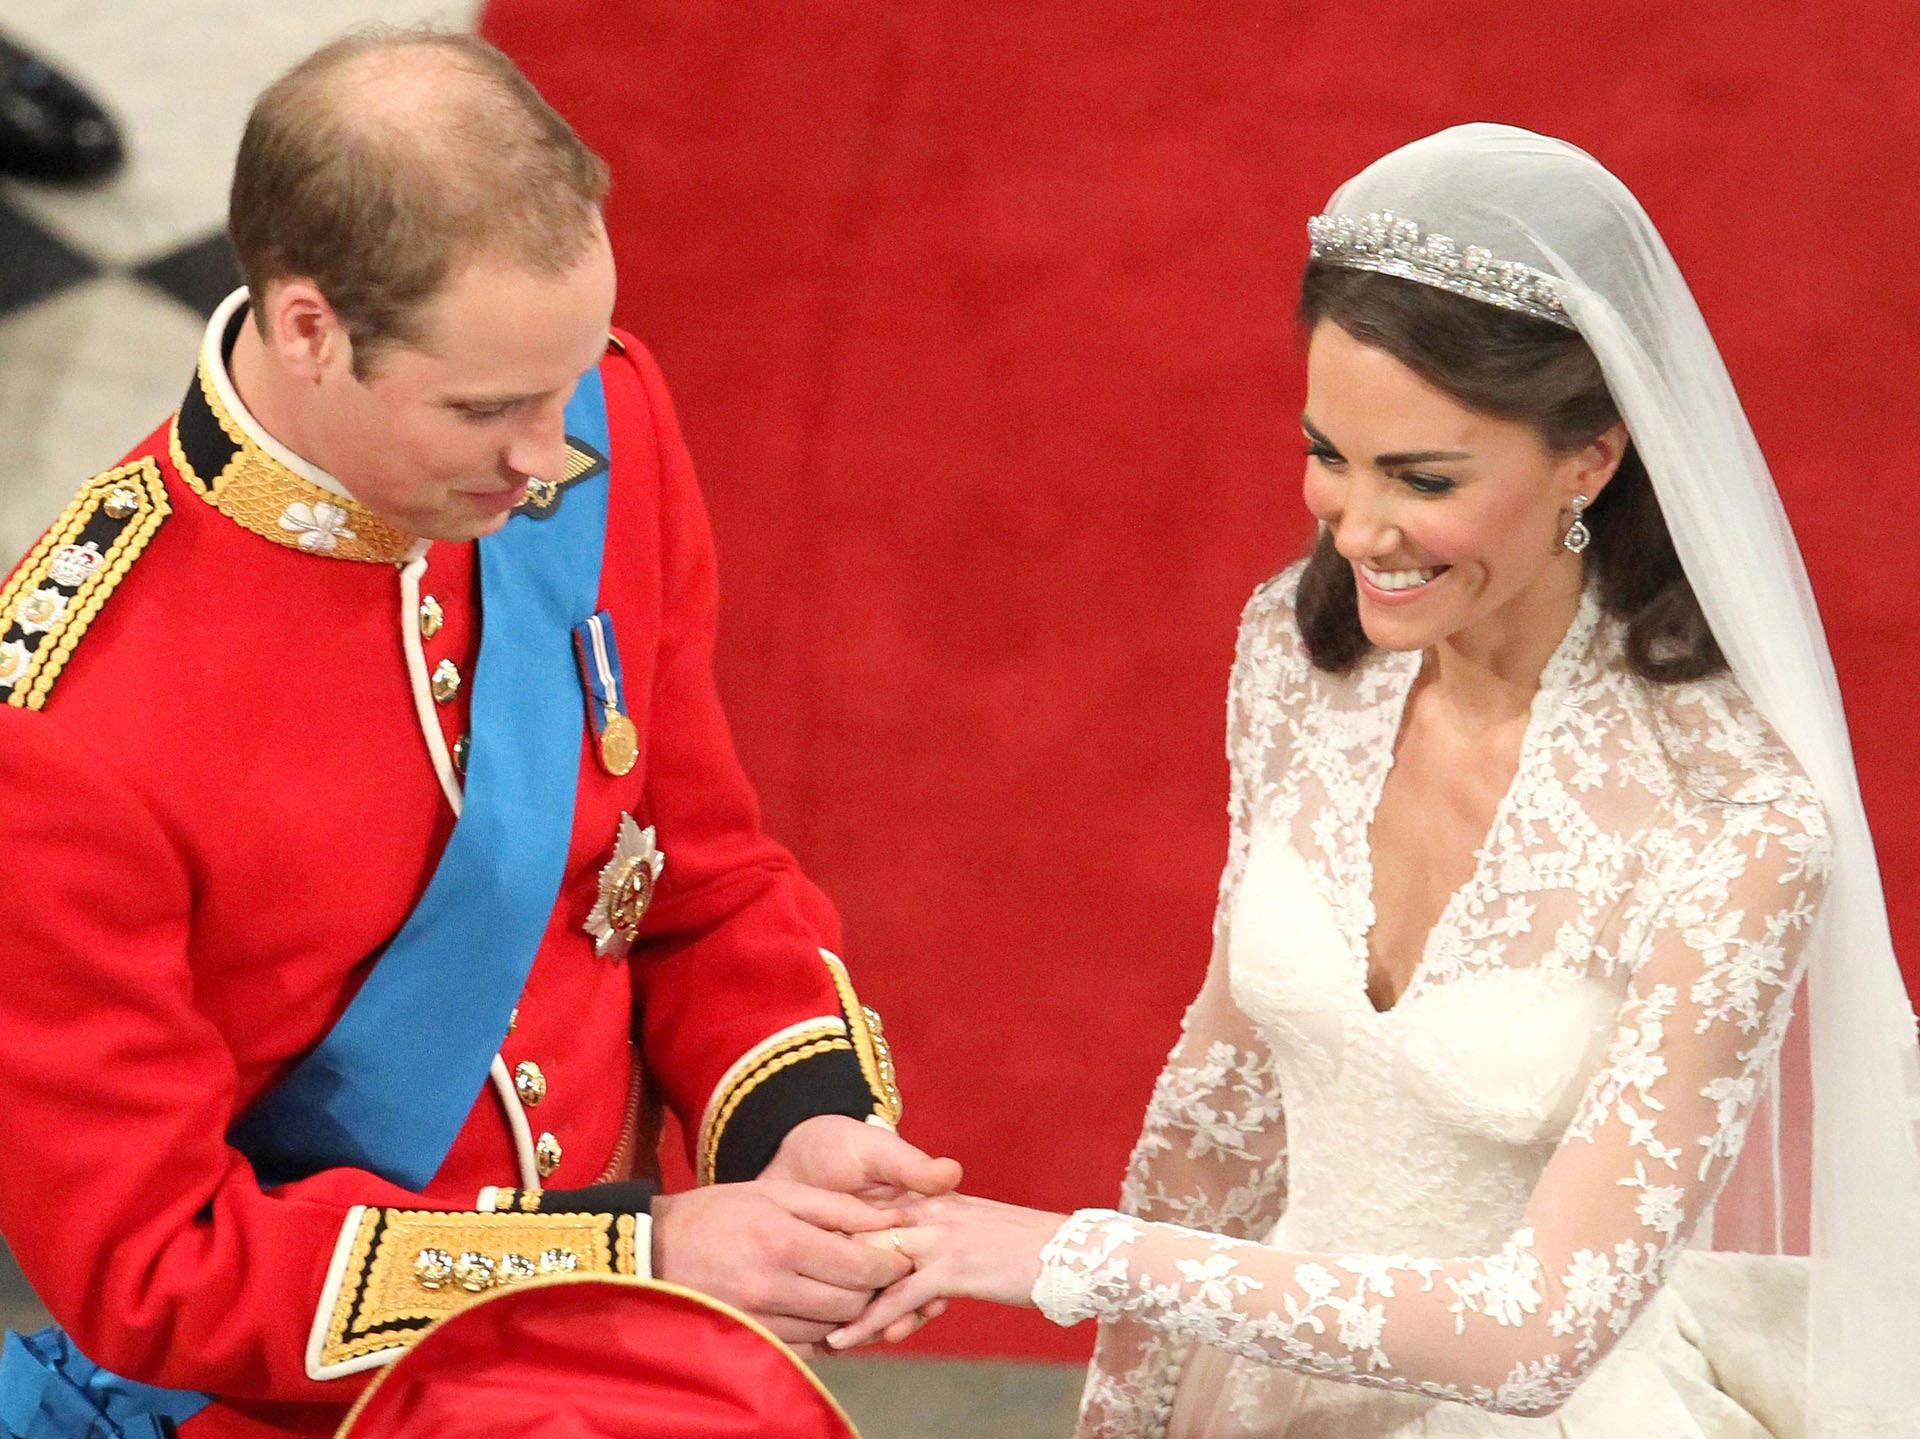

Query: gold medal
<box><xmin>599</xmin><ymin>707</ymin><xmax>639</xmax><ymax>776</ymax></box>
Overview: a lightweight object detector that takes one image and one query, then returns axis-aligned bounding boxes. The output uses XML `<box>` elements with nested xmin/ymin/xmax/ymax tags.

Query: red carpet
<box><xmin>480</xmin><ymin>2</ymin><xmax>1920</xmax><ymax>1360</ymax></box>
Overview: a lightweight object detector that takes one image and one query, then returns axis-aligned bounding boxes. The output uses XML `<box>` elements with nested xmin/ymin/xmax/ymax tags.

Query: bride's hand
<box><xmin>825</xmin><ymin>1193</ymin><xmax>1069</xmax><ymax>1350</ymax></box>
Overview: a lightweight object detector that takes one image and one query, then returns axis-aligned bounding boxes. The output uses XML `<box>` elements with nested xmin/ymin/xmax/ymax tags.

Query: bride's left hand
<box><xmin>824</xmin><ymin>1193</ymin><xmax>1069</xmax><ymax>1350</ymax></box>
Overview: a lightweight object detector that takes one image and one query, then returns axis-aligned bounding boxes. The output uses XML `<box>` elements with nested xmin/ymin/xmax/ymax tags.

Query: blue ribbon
<box><xmin>572</xmin><ymin>610</ymin><xmax>628</xmax><ymax>744</ymax></box>
<box><xmin>229</xmin><ymin>365</ymin><xmax>613</xmax><ymax>1190</ymax></box>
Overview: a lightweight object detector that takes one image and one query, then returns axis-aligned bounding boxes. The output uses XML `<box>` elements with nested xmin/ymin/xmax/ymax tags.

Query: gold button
<box><xmin>104</xmin><ymin>486</ymin><xmax>140</xmax><ymax>519</ymax></box>
<box><xmin>538</xmin><ymin>1248</ymin><xmax>578</xmax><ymax>1275</ymax></box>
<box><xmin>535</xmin><ymin>1132</ymin><xmax>562</xmax><ymax>1178</ymax></box>
<box><xmin>430</xmin><ymin>658</ymin><xmax>461</xmax><ymax>703</ymax></box>
<box><xmin>452</xmin><ymin>733</ymin><xmax>470</xmax><ymax>774</ymax></box>
<box><xmin>495</xmin><ymin>1253</ymin><xmax>537</xmax><ymax>1286</ymax></box>
<box><xmin>412</xmin><ymin>1247</ymin><xmax>453</xmax><ymax>1291</ymax></box>
<box><xmin>418</xmin><ymin>594</ymin><xmax>444</xmax><ymax>638</ymax></box>
<box><xmin>514</xmin><ymin>1060</ymin><xmax>547</xmax><ymax>1106</ymax></box>
<box><xmin>452</xmin><ymin>1252</ymin><xmax>496</xmax><ymax>1293</ymax></box>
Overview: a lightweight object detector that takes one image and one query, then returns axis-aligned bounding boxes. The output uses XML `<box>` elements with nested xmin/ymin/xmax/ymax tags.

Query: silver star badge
<box><xmin>584</xmin><ymin>814</ymin><xmax>665</xmax><ymax>958</ymax></box>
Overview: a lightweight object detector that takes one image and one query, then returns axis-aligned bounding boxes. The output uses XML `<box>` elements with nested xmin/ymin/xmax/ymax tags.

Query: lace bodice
<box><xmin>1043</xmin><ymin>565</ymin><xmax>1830</xmax><ymax>1434</ymax></box>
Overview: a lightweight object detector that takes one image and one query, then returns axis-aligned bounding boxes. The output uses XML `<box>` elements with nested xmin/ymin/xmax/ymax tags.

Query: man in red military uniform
<box><xmin>0</xmin><ymin>27</ymin><xmax>951</xmax><ymax>1439</ymax></box>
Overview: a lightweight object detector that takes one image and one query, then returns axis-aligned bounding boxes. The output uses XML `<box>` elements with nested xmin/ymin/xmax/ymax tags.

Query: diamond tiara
<box><xmin>1306</xmin><ymin>211</ymin><xmax>1574</xmax><ymax>329</ymax></box>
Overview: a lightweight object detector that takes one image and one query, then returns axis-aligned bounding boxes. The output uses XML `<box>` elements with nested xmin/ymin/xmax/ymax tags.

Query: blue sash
<box><xmin>0</xmin><ymin>1331</ymin><xmax>203</xmax><ymax>1439</ymax></box>
<box><xmin>229</xmin><ymin>365</ymin><xmax>613</xmax><ymax>1189</ymax></box>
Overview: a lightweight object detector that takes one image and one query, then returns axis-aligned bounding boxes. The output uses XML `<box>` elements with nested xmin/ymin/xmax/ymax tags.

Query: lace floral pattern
<box><xmin>1060</xmin><ymin>565</ymin><xmax>1830</xmax><ymax>1435</ymax></box>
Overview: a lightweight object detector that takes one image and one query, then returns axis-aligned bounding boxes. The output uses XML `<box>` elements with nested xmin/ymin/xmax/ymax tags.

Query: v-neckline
<box><xmin>1348</xmin><ymin>592</ymin><xmax>1600</xmax><ymax>1017</ymax></box>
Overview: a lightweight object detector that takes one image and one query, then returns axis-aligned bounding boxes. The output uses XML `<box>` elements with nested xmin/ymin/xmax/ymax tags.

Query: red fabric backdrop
<box><xmin>480</xmin><ymin>1</ymin><xmax>1920</xmax><ymax>1360</ymax></box>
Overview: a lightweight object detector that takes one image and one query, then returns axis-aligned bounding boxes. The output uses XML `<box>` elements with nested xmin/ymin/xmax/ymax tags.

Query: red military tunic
<box><xmin>0</xmin><ymin>292</ymin><xmax>898</xmax><ymax>1438</ymax></box>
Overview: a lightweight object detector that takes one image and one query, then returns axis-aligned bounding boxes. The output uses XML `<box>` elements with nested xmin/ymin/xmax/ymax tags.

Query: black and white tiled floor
<box><xmin>0</xmin><ymin>4</ymin><xmax>1080</xmax><ymax>1431</ymax></box>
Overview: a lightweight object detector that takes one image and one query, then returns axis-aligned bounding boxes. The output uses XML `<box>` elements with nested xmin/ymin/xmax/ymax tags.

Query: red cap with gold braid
<box><xmin>334</xmin><ymin>1276</ymin><xmax>860</xmax><ymax>1439</ymax></box>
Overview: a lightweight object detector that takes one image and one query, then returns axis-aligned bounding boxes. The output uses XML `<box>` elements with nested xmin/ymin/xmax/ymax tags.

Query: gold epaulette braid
<box><xmin>0</xmin><ymin>460</ymin><xmax>168</xmax><ymax>709</ymax></box>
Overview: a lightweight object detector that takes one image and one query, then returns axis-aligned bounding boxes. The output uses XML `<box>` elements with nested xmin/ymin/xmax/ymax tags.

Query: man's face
<box><xmin>313</xmin><ymin>226</ymin><xmax>618</xmax><ymax>542</ymax></box>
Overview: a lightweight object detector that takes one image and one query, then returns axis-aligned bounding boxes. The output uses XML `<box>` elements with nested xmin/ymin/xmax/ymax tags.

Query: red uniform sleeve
<box><xmin>611</xmin><ymin>342</ymin><xmax>898</xmax><ymax>1186</ymax></box>
<box><xmin>0</xmin><ymin>710</ymin><xmax>419</xmax><ymax>1398</ymax></box>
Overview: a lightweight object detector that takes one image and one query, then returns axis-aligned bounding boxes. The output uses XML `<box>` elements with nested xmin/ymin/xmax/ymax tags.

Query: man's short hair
<box><xmin>228</xmin><ymin>26</ymin><xmax>611</xmax><ymax>375</ymax></box>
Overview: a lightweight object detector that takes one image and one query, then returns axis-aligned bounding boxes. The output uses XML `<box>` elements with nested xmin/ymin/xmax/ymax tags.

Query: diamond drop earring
<box><xmin>1562</xmin><ymin>494</ymin><xmax>1591</xmax><ymax>554</ymax></box>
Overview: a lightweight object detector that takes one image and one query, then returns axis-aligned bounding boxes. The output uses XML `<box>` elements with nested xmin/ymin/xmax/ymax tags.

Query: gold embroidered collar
<box><xmin>168</xmin><ymin>302</ymin><xmax>423</xmax><ymax>565</ymax></box>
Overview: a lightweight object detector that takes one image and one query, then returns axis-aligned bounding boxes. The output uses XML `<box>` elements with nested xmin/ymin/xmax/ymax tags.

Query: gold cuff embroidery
<box><xmin>0</xmin><ymin>460</ymin><xmax>169</xmax><ymax>710</ymax></box>
<box><xmin>697</xmin><ymin>1023</ymin><xmax>851</xmax><ymax>1185</ymax></box>
<box><xmin>821</xmin><ymin>951</ymin><xmax>903</xmax><ymax>1126</ymax></box>
<box><xmin>694</xmin><ymin>953</ymin><xmax>903</xmax><ymax>1184</ymax></box>
<box><xmin>315</xmin><ymin>1207</ymin><xmax>637</xmax><ymax>1372</ymax></box>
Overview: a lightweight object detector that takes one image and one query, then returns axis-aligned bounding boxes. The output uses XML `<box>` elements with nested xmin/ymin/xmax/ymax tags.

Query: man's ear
<box><xmin>255</xmin><ymin>278</ymin><xmax>350</xmax><ymax>383</ymax></box>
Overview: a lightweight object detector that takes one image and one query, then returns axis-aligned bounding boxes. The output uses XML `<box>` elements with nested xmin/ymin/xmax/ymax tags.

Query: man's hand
<box><xmin>760</xmin><ymin>1115</ymin><xmax>964</xmax><ymax>1347</ymax></box>
<box><xmin>650</xmin><ymin>1179</ymin><xmax>911</xmax><ymax>1351</ymax></box>
<box><xmin>763</xmin><ymin>1114</ymin><xmax>963</xmax><ymax>1202</ymax></box>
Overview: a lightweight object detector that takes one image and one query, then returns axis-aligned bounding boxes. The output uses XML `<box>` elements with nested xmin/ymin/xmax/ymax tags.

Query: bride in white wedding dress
<box><xmin>827</xmin><ymin>126</ymin><xmax>1920</xmax><ymax>1437</ymax></box>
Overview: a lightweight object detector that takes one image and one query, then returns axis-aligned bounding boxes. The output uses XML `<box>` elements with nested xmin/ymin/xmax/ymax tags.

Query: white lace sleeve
<box><xmin>1044</xmin><ymin>782</ymin><xmax>1829</xmax><ymax>1418</ymax></box>
<box><xmin>1074</xmin><ymin>581</ymin><xmax>1297</xmax><ymax>1438</ymax></box>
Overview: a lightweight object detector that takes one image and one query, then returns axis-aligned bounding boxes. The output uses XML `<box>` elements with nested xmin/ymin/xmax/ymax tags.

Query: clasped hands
<box><xmin>649</xmin><ymin>1114</ymin><xmax>1063</xmax><ymax>1354</ymax></box>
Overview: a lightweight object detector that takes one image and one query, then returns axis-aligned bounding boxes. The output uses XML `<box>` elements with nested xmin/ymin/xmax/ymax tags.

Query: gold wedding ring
<box><xmin>887</xmin><ymin>1226</ymin><xmax>908</xmax><ymax>1256</ymax></box>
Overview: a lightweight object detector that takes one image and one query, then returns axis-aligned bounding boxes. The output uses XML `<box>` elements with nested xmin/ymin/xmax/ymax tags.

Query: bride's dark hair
<box><xmin>1294</xmin><ymin>262</ymin><xmax>1726</xmax><ymax>683</ymax></box>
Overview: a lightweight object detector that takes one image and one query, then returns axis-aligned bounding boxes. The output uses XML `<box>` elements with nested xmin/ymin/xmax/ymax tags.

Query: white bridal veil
<box><xmin>1311</xmin><ymin>123</ymin><xmax>1920</xmax><ymax>1436</ymax></box>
